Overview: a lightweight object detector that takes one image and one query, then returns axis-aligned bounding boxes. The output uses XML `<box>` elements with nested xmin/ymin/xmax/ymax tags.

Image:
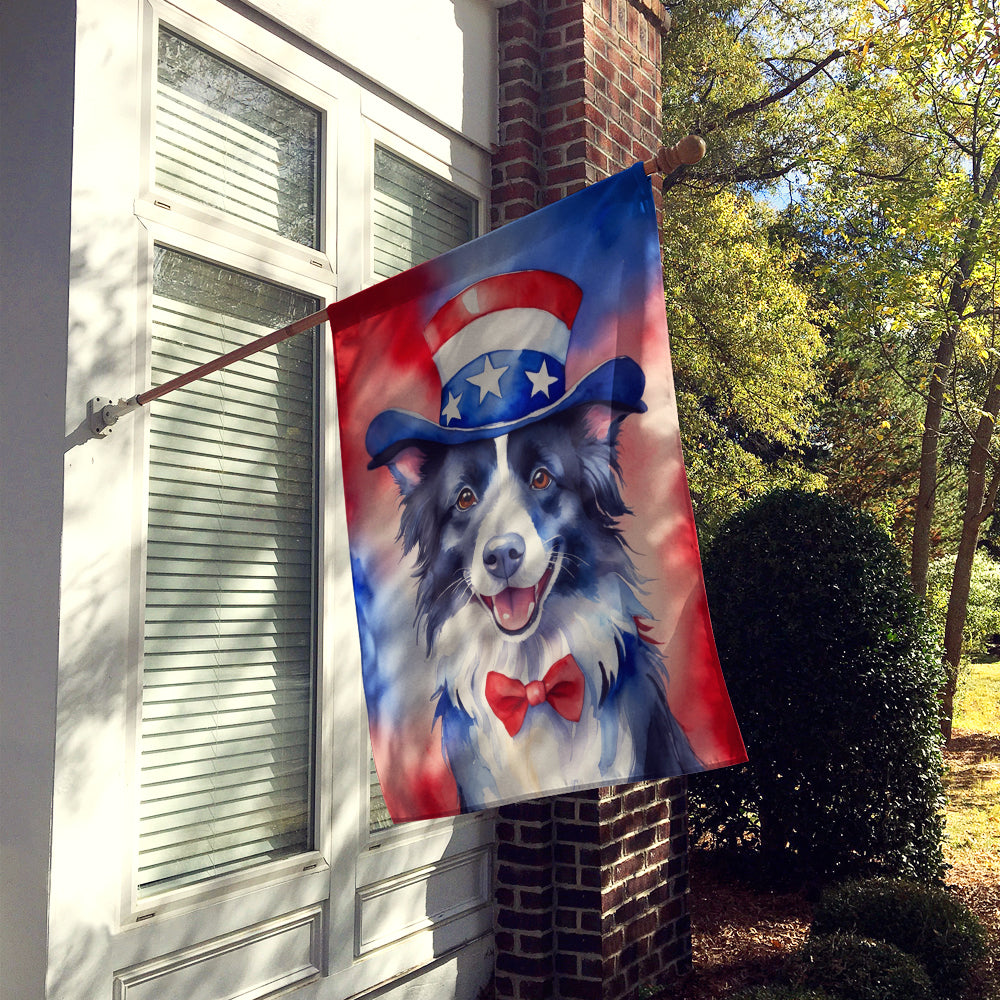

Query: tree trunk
<box><xmin>911</xmin><ymin>161</ymin><xmax>1000</xmax><ymax>597</ymax></box>
<box><xmin>940</xmin><ymin>375</ymin><xmax>1000</xmax><ymax>740</ymax></box>
<box><xmin>910</xmin><ymin>329</ymin><xmax>956</xmax><ymax>598</ymax></box>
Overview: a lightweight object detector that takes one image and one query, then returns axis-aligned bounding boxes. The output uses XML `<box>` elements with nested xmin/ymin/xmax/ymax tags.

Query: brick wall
<box><xmin>494</xmin><ymin>782</ymin><xmax>691</xmax><ymax>1000</ymax></box>
<box><xmin>492</xmin><ymin>0</ymin><xmax>668</xmax><ymax>227</ymax></box>
<box><xmin>490</xmin><ymin>7</ymin><xmax>692</xmax><ymax>997</ymax></box>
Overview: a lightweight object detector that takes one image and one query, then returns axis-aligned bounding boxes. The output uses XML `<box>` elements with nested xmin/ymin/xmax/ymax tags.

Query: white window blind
<box><xmin>138</xmin><ymin>248</ymin><xmax>319</xmax><ymax>895</ymax></box>
<box><xmin>372</xmin><ymin>146</ymin><xmax>478</xmax><ymax>280</ymax></box>
<box><xmin>156</xmin><ymin>27</ymin><xmax>320</xmax><ymax>248</ymax></box>
<box><xmin>368</xmin><ymin>147</ymin><xmax>477</xmax><ymax>832</ymax></box>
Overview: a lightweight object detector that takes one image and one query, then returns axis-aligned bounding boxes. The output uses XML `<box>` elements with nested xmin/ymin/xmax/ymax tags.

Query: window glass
<box><xmin>138</xmin><ymin>246</ymin><xmax>318</xmax><ymax>895</ymax></box>
<box><xmin>156</xmin><ymin>28</ymin><xmax>320</xmax><ymax>248</ymax></box>
<box><xmin>372</xmin><ymin>146</ymin><xmax>477</xmax><ymax>278</ymax></box>
<box><xmin>368</xmin><ymin>147</ymin><xmax>477</xmax><ymax>832</ymax></box>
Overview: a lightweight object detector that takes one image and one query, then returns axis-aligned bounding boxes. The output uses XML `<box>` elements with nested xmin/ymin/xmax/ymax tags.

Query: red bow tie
<box><xmin>485</xmin><ymin>654</ymin><xmax>585</xmax><ymax>737</ymax></box>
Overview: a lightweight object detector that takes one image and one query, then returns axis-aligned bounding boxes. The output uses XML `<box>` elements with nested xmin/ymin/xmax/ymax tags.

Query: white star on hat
<box><xmin>466</xmin><ymin>355</ymin><xmax>509</xmax><ymax>403</ymax></box>
<box><xmin>442</xmin><ymin>392</ymin><xmax>463</xmax><ymax>425</ymax></box>
<box><xmin>525</xmin><ymin>360</ymin><xmax>558</xmax><ymax>398</ymax></box>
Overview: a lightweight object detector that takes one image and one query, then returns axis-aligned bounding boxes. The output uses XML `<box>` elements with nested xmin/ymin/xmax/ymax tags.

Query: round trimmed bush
<box><xmin>812</xmin><ymin>878</ymin><xmax>988</xmax><ymax>998</ymax></box>
<box><xmin>794</xmin><ymin>933</ymin><xmax>934</xmax><ymax>1000</ymax></box>
<box><xmin>692</xmin><ymin>489</ymin><xmax>946</xmax><ymax>881</ymax></box>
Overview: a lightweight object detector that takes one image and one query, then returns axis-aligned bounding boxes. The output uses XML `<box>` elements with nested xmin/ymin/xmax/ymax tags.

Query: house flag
<box><xmin>332</xmin><ymin>162</ymin><xmax>746</xmax><ymax>821</ymax></box>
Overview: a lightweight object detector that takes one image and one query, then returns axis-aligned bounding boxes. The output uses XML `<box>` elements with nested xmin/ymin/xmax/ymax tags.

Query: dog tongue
<box><xmin>492</xmin><ymin>585</ymin><xmax>536</xmax><ymax>631</ymax></box>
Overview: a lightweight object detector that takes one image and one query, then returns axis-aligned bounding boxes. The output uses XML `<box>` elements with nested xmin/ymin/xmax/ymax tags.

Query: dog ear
<box><xmin>581</xmin><ymin>403</ymin><xmax>630</xmax><ymax>448</ymax></box>
<box><xmin>578</xmin><ymin>403</ymin><xmax>631</xmax><ymax>519</ymax></box>
<box><xmin>387</xmin><ymin>445</ymin><xmax>428</xmax><ymax>495</ymax></box>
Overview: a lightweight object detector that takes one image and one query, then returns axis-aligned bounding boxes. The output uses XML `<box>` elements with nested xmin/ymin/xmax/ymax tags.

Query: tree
<box><xmin>661</xmin><ymin>188</ymin><xmax>825</xmax><ymax>537</ymax></box>
<box><xmin>799</xmin><ymin>0</ymin><xmax>1000</xmax><ymax>735</ymax></box>
<box><xmin>660</xmin><ymin>0</ymin><xmax>999</xmax><ymax>736</ymax></box>
<box><xmin>659</xmin><ymin>1</ymin><xmax>842</xmax><ymax>537</ymax></box>
<box><xmin>661</xmin><ymin>0</ymin><xmax>853</xmax><ymax>195</ymax></box>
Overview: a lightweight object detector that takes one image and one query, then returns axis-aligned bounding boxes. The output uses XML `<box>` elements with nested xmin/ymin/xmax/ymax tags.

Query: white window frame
<box><xmin>111</xmin><ymin>0</ymin><xmax>495</xmax><ymax>992</ymax></box>
<box><xmin>123</xmin><ymin>0</ymin><xmax>340</xmax><ymax>930</ymax></box>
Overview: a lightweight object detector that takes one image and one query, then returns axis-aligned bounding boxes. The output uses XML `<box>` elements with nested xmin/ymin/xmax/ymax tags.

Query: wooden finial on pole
<box><xmin>643</xmin><ymin>135</ymin><xmax>707</xmax><ymax>176</ymax></box>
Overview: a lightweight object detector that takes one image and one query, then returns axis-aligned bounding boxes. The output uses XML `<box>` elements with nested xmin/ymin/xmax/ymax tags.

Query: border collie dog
<box><xmin>384</xmin><ymin>402</ymin><xmax>703</xmax><ymax>810</ymax></box>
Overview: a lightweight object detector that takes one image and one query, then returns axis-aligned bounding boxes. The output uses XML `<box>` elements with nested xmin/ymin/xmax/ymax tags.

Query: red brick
<box><xmin>558</xmin><ymin>930</ymin><xmax>603</xmax><ymax>955</ymax></box>
<box><xmin>542</xmin><ymin>66</ymin><xmax>566</xmax><ymax>89</ymax></box>
<box><xmin>516</xmin><ymin>977</ymin><xmax>556</xmax><ymax>1000</ymax></box>
<box><xmin>547</xmin><ymin>118</ymin><xmax>592</xmax><ymax>147</ymax></box>
<box><xmin>542</xmin><ymin>105</ymin><xmax>566</xmax><ymax>129</ymax></box>
<box><xmin>502</xmin><ymin>120</ymin><xmax>543</xmax><ymax>145</ymax></box>
<box><xmin>547</xmin><ymin>163</ymin><xmax>589</xmax><ymax>188</ymax></box>
<box><xmin>625</xmin><ymin>868</ymin><xmax>658</xmax><ymax>896</ymax></box>
<box><xmin>496</xmin><ymin>952</ymin><xmax>551</xmax><ymax>978</ymax></box>
<box><xmin>542</xmin><ymin>39</ymin><xmax>586</xmax><ymax>69</ymax></box>
<box><xmin>548</xmin><ymin>4</ymin><xmax>590</xmax><ymax>28</ymax></box>
<box><xmin>498</xmin><ymin>906</ymin><xmax>551</xmax><ymax>932</ymax></box>
<box><xmin>493</xmin><ymin>138</ymin><xmax>541</xmax><ymax>164</ymax></box>
<box><xmin>503</xmin><ymin>40</ymin><xmax>538</xmax><ymax>64</ymax></box>
<box><xmin>520</xmin><ymin>886</ymin><xmax>554</xmax><ymax>910</ymax></box>
<box><xmin>625</xmin><ymin>910</ymin><xmax>657</xmax><ymax>944</ymax></box>
<box><xmin>498</xmin><ymin>862</ymin><xmax>552</xmax><ymax>889</ymax></box>
<box><xmin>504</xmin><ymin>79</ymin><xmax>541</xmax><ymax>104</ymax></box>
<box><xmin>560</xmin><ymin>980</ymin><xmax>604</xmax><ymax>1000</ymax></box>
<box><xmin>520</xmin><ymin>930</ymin><xmax>555</xmax><ymax>954</ymax></box>
<box><xmin>491</xmin><ymin>5</ymin><xmax>691</xmax><ymax>992</ymax></box>
<box><xmin>556</xmin><ymin>951</ymin><xmax>579</xmax><ymax>976</ymax></box>
<box><xmin>499</xmin><ymin>99</ymin><xmax>539</xmax><ymax>124</ymax></box>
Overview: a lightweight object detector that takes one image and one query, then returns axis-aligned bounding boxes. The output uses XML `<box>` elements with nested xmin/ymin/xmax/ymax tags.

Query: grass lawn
<box><xmin>943</xmin><ymin>657</ymin><xmax>1000</xmax><ymax>1000</ymax></box>
<box><xmin>945</xmin><ymin>658</ymin><xmax>1000</xmax><ymax>871</ymax></box>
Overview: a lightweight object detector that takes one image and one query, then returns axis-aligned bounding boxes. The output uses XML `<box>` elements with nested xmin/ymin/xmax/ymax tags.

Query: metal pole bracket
<box><xmin>88</xmin><ymin>396</ymin><xmax>140</xmax><ymax>438</ymax></box>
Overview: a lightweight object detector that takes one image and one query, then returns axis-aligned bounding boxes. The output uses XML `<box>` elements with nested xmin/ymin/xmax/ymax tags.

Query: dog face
<box><xmin>386</xmin><ymin>404</ymin><xmax>635</xmax><ymax>653</ymax></box>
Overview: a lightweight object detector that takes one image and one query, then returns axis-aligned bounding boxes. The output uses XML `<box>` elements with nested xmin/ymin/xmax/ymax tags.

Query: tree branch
<box><xmin>702</xmin><ymin>49</ymin><xmax>848</xmax><ymax>133</ymax></box>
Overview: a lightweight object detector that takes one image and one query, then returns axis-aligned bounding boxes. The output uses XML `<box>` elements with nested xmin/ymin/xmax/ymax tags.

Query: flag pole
<box><xmin>87</xmin><ymin>307</ymin><xmax>330</xmax><ymax>437</ymax></box>
<box><xmin>642</xmin><ymin>134</ymin><xmax>706</xmax><ymax>176</ymax></box>
<box><xmin>88</xmin><ymin>136</ymin><xmax>706</xmax><ymax>438</ymax></box>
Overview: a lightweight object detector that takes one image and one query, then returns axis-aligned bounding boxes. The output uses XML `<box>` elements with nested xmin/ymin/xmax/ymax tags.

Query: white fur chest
<box><xmin>433</xmin><ymin>589</ymin><xmax>643</xmax><ymax>804</ymax></box>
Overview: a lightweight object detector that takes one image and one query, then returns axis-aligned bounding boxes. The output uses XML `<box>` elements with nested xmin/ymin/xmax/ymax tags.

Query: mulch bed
<box><xmin>672</xmin><ymin>850</ymin><xmax>814</xmax><ymax>999</ymax></box>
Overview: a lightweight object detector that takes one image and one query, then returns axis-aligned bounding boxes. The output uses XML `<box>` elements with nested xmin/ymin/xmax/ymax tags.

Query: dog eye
<box><xmin>530</xmin><ymin>468</ymin><xmax>553</xmax><ymax>490</ymax></box>
<box><xmin>456</xmin><ymin>487</ymin><xmax>478</xmax><ymax>510</ymax></box>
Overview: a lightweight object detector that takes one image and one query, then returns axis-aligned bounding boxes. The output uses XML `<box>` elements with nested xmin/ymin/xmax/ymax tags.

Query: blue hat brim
<box><xmin>366</xmin><ymin>355</ymin><xmax>646</xmax><ymax>468</ymax></box>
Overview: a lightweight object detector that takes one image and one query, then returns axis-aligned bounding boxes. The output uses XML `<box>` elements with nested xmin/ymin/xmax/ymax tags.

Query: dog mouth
<box><xmin>480</xmin><ymin>553</ymin><xmax>560</xmax><ymax>635</ymax></box>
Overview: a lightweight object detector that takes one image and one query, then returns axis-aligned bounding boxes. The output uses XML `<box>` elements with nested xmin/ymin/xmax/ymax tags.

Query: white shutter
<box><xmin>138</xmin><ymin>248</ymin><xmax>319</xmax><ymax>895</ymax></box>
<box><xmin>367</xmin><ymin>147</ymin><xmax>477</xmax><ymax>831</ymax></box>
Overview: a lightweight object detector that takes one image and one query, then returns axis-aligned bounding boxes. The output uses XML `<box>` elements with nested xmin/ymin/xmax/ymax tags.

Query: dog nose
<box><xmin>484</xmin><ymin>533</ymin><xmax>525</xmax><ymax>581</ymax></box>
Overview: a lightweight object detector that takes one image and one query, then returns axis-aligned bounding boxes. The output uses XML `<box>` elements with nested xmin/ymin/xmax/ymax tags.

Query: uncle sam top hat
<box><xmin>366</xmin><ymin>269</ymin><xmax>647</xmax><ymax>467</ymax></box>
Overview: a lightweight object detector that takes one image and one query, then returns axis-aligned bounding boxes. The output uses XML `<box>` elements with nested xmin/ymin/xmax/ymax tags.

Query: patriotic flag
<box><xmin>332</xmin><ymin>163</ymin><xmax>746</xmax><ymax>821</ymax></box>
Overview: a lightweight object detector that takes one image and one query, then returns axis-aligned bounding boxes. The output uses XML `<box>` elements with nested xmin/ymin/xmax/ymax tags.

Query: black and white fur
<box><xmin>385</xmin><ymin>403</ymin><xmax>702</xmax><ymax>809</ymax></box>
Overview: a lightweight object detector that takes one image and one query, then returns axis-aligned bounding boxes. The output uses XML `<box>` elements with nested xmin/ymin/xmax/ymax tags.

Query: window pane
<box><xmin>139</xmin><ymin>247</ymin><xmax>318</xmax><ymax>895</ymax></box>
<box><xmin>373</xmin><ymin>146</ymin><xmax>477</xmax><ymax>279</ymax></box>
<box><xmin>156</xmin><ymin>28</ymin><xmax>320</xmax><ymax>248</ymax></box>
<box><xmin>369</xmin><ymin>149</ymin><xmax>478</xmax><ymax>832</ymax></box>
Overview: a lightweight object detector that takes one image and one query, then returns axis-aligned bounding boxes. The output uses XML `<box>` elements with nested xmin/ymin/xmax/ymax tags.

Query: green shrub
<box><xmin>793</xmin><ymin>933</ymin><xmax>934</xmax><ymax>1000</ymax></box>
<box><xmin>692</xmin><ymin>489</ymin><xmax>946</xmax><ymax>882</ymax></box>
<box><xmin>811</xmin><ymin>878</ymin><xmax>988</xmax><ymax>998</ymax></box>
